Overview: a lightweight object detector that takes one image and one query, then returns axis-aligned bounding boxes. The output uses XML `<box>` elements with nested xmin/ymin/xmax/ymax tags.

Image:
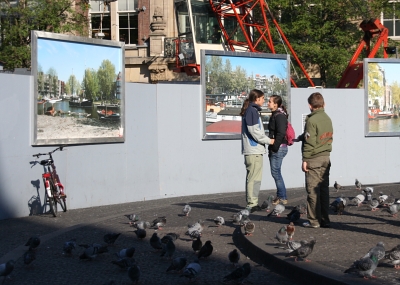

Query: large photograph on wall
<box><xmin>31</xmin><ymin>31</ymin><xmax>125</xmax><ymax>145</ymax></box>
<box><xmin>364</xmin><ymin>58</ymin><xmax>400</xmax><ymax>137</ymax></box>
<box><xmin>201</xmin><ymin>50</ymin><xmax>290</xmax><ymax>140</ymax></box>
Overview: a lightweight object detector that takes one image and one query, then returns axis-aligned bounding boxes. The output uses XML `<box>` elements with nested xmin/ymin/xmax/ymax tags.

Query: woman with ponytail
<box><xmin>267</xmin><ymin>95</ymin><xmax>289</xmax><ymax>205</ymax></box>
<box><xmin>241</xmin><ymin>89</ymin><xmax>275</xmax><ymax>213</ymax></box>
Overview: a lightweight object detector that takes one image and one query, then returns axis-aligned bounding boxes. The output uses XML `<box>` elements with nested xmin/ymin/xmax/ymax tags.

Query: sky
<box><xmin>216</xmin><ymin>55</ymin><xmax>288</xmax><ymax>79</ymax></box>
<box><xmin>37</xmin><ymin>37</ymin><xmax>122</xmax><ymax>83</ymax></box>
<box><xmin>374</xmin><ymin>62</ymin><xmax>400</xmax><ymax>85</ymax></box>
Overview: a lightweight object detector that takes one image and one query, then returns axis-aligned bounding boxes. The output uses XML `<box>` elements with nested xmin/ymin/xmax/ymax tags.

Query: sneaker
<box><xmin>303</xmin><ymin>222</ymin><xmax>320</xmax><ymax>228</ymax></box>
<box><xmin>250</xmin><ymin>205</ymin><xmax>262</xmax><ymax>213</ymax></box>
<box><xmin>280</xmin><ymin>199</ymin><xmax>288</xmax><ymax>205</ymax></box>
<box><xmin>272</xmin><ymin>198</ymin><xmax>280</xmax><ymax>205</ymax></box>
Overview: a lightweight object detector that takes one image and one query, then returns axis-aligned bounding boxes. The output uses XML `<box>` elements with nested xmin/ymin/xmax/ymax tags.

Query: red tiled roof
<box><xmin>206</xmin><ymin>120</ymin><xmax>242</xmax><ymax>133</ymax></box>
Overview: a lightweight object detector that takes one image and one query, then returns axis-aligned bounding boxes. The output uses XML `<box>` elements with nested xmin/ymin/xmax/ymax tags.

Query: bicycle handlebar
<box><xmin>32</xmin><ymin>145</ymin><xmax>67</xmax><ymax>158</ymax></box>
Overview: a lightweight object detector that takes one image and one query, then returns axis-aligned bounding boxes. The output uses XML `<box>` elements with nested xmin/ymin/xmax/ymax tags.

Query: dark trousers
<box><xmin>305</xmin><ymin>156</ymin><xmax>331</xmax><ymax>227</ymax></box>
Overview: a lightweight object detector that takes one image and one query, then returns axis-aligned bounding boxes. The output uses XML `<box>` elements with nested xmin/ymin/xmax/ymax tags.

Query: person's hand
<box><xmin>302</xmin><ymin>161</ymin><xmax>308</xmax><ymax>172</ymax></box>
<box><xmin>270</xmin><ymin>139</ymin><xmax>275</xmax><ymax>145</ymax></box>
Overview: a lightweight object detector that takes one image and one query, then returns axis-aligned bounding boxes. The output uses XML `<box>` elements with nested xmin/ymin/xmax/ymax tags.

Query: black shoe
<box><xmin>250</xmin><ymin>205</ymin><xmax>262</xmax><ymax>213</ymax></box>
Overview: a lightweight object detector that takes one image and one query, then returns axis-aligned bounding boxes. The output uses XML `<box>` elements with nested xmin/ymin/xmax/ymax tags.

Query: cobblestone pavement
<box><xmin>2</xmin><ymin>183</ymin><xmax>400</xmax><ymax>285</ymax></box>
<box><xmin>0</xmin><ymin>192</ymin><xmax>304</xmax><ymax>285</ymax></box>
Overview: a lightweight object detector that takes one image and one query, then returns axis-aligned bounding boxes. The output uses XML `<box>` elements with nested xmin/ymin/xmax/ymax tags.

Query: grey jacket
<box><xmin>241</xmin><ymin>102</ymin><xmax>272</xmax><ymax>155</ymax></box>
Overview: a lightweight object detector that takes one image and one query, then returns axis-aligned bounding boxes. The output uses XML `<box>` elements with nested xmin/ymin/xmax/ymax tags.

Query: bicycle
<box><xmin>33</xmin><ymin>146</ymin><xmax>67</xmax><ymax>217</ymax></box>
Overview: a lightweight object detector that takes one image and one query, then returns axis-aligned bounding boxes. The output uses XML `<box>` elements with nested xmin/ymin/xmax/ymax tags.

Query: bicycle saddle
<box><xmin>40</xmin><ymin>159</ymin><xmax>53</xmax><ymax>166</ymax></box>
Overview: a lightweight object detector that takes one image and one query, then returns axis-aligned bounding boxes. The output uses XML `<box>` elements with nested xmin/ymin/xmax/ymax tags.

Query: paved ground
<box><xmin>1</xmin><ymin>183</ymin><xmax>400</xmax><ymax>285</ymax></box>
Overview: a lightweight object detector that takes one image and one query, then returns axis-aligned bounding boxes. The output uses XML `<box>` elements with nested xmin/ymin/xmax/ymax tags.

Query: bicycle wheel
<box><xmin>48</xmin><ymin>181</ymin><xmax>58</xmax><ymax>217</ymax></box>
<box><xmin>57</xmin><ymin>196</ymin><xmax>67</xmax><ymax>212</ymax></box>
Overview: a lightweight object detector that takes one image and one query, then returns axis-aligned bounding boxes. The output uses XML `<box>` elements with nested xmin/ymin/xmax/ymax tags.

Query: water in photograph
<box><xmin>37</xmin><ymin>100</ymin><xmax>98</xmax><ymax>118</ymax></box>
<box><xmin>369</xmin><ymin>117</ymin><xmax>400</xmax><ymax>133</ymax></box>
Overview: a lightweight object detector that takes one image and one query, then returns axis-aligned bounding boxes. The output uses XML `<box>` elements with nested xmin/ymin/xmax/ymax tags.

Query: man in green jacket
<box><xmin>300</xmin><ymin>92</ymin><xmax>333</xmax><ymax>228</ymax></box>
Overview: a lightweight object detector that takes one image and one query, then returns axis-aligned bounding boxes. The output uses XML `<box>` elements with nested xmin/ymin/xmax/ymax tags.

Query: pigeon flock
<box><xmin>2</xmin><ymin>180</ymin><xmax>400</xmax><ymax>284</ymax></box>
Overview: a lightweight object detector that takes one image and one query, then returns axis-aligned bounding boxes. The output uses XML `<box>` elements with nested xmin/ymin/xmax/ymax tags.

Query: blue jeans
<box><xmin>269</xmin><ymin>146</ymin><xmax>288</xmax><ymax>200</ymax></box>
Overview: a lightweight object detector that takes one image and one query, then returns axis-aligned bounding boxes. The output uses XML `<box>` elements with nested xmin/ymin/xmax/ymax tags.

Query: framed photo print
<box><xmin>201</xmin><ymin>50</ymin><xmax>290</xmax><ymax>140</ymax></box>
<box><xmin>31</xmin><ymin>31</ymin><xmax>125</xmax><ymax>145</ymax></box>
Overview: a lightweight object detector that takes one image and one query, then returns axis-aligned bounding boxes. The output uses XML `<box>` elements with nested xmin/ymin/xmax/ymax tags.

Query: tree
<box><xmin>97</xmin><ymin>59</ymin><xmax>116</xmax><ymax>104</ymax></box>
<box><xmin>391</xmin><ymin>81</ymin><xmax>400</xmax><ymax>107</ymax></box>
<box><xmin>66</xmin><ymin>74</ymin><xmax>80</xmax><ymax>96</ymax></box>
<box><xmin>47</xmin><ymin>67</ymin><xmax>58</xmax><ymax>97</ymax></box>
<box><xmin>81</xmin><ymin>68</ymin><xmax>99</xmax><ymax>100</ymax></box>
<box><xmin>367</xmin><ymin>63</ymin><xmax>384</xmax><ymax>106</ymax></box>
<box><xmin>263</xmin><ymin>0</ymin><xmax>393</xmax><ymax>87</ymax></box>
<box><xmin>0</xmin><ymin>0</ymin><xmax>89</xmax><ymax>70</ymax></box>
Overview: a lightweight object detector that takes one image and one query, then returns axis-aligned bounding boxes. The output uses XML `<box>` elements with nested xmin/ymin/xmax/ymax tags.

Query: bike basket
<box><xmin>43</xmin><ymin>172</ymin><xmax>51</xmax><ymax>178</ymax></box>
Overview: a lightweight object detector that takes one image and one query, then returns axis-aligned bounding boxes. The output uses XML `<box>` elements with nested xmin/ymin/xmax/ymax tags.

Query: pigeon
<box><xmin>297</xmin><ymin>203</ymin><xmax>307</xmax><ymax>215</ymax></box>
<box><xmin>363</xmin><ymin>187</ymin><xmax>373</xmax><ymax>201</ymax></box>
<box><xmin>223</xmin><ymin>263</ymin><xmax>251</xmax><ymax>283</ymax></box>
<box><xmin>232</xmin><ymin>212</ymin><xmax>243</xmax><ymax>223</ymax></box>
<box><xmin>384</xmin><ymin>244</ymin><xmax>400</xmax><ymax>269</ymax></box>
<box><xmin>0</xmin><ymin>260</ymin><xmax>15</xmax><ymax>284</ymax></box>
<box><xmin>111</xmin><ymin>257</ymin><xmax>135</xmax><ymax>270</ymax></box>
<box><xmin>228</xmin><ymin>249</ymin><xmax>240</xmax><ymax>266</ymax></box>
<box><xmin>378</xmin><ymin>192</ymin><xmax>388</xmax><ymax>205</ymax></box>
<box><xmin>180</xmin><ymin>260</ymin><xmax>201</xmax><ymax>280</ymax></box>
<box><xmin>382</xmin><ymin>203</ymin><xmax>400</xmax><ymax>217</ymax></box>
<box><xmin>25</xmin><ymin>236</ymin><xmax>40</xmax><ymax>250</ymax></box>
<box><xmin>384</xmin><ymin>193</ymin><xmax>396</xmax><ymax>206</ymax></box>
<box><xmin>132</xmin><ymin>221</ymin><xmax>151</xmax><ymax>230</ymax></box>
<box><xmin>150</xmin><ymin>233</ymin><xmax>163</xmax><ymax>250</ymax></box>
<box><xmin>240</xmin><ymin>215</ymin><xmax>251</xmax><ymax>227</ymax></box>
<box><xmin>240</xmin><ymin>209</ymin><xmax>250</xmax><ymax>217</ymax></box>
<box><xmin>103</xmin><ymin>233</ymin><xmax>121</xmax><ymax>246</ymax></box>
<box><xmin>365</xmin><ymin>242</ymin><xmax>385</xmax><ymax>261</ymax></box>
<box><xmin>127</xmin><ymin>264</ymin><xmax>141</xmax><ymax>284</ymax></box>
<box><xmin>125</xmin><ymin>214</ymin><xmax>140</xmax><ymax>226</ymax></box>
<box><xmin>116</xmin><ymin>247</ymin><xmax>135</xmax><ymax>259</ymax></box>
<box><xmin>285</xmin><ymin>240</ymin><xmax>307</xmax><ymax>253</ymax></box>
<box><xmin>267</xmin><ymin>204</ymin><xmax>285</xmax><ymax>217</ymax></box>
<box><xmin>369</xmin><ymin>198</ymin><xmax>380</xmax><ymax>211</ymax></box>
<box><xmin>79</xmin><ymin>243</ymin><xmax>108</xmax><ymax>254</ymax></box>
<box><xmin>63</xmin><ymin>239</ymin><xmax>77</xmax><ymax>255</ymax></box>
<box><xmin>133</xmin><ymin>229</ymin><xmax>146</xmax><ymax>240</ymax></box>
<box><xmin>285</xmin><ymin>239</ymin><xmax>316</xmax><ymax>262</ymax></box>
<box><xmin>352</xmin><ymin>194</ymin><xmax>365</xmax><ymax>207</ymax></box>
<box><xmin>186</xmin><ymin>220</ymin><xmax>205</xmax><ymax>237</ymax></box>
<box><xmin>151</xmin><ymin>216</ymin><xmax>167</xmax><ymax>230</ymax></box>
<box><xmin>286</xmin><ymin>222</ymin><xmax>295</xmax><ymax>240</ymax></box>
<box><xmin>244</xmin><ymin>221</ymin><xmax>255</xmax><ymax>236</ymax></box>
<box><xmin>355</xmin><ymin>178</ymin><xmax>362</xmax><ymax>190</ymax></box>
<box><xmin>160</xmin><ymin>239</ymin><xmax>175</xmax><ymax>259</ymax></box>
<box><xmin>344</xmin><ymin>253</ymin><xmax>378</xmax><ymax>279</ymax></box>
<box><xmin>286</xmin><ymin>207</ymin><xmax>301</xmax><ymax>223</ymax></box>
<box><xmin>213</xmin><ymin>216</ymin><xmax>225</xmax><ymax>226</ymax></box>
<box><xmin>261</xmin><ymin>195</ymin><xmax>274</xmax><ymax>212</ymax></box>
<box><xmin>198</xmin><ymin>240</ymin><xmax>213</xmax><ymax>259</ymax></box>
<box><xmin>23</xmin><ymin>249</ymin><xmax>36</xmax><ymax>266</ymax></box>
<box><xmin>192</xmin><ymin>236</ymin><xmax>203</xmax><ymax>253</ymax></box>
<box><xmin>182</xmin><ymin>204</ymin><xmax>191</xmax><ymax>216</ymax></box>
<box><xmin>161</xmin><ymin>233</ymin><xmax>180</xmax><ymax>244</ymax></box>
<box><xmin>275</xmin><ymin>226</ymin><xmax>289</xmax><ymax>244</ymax></box>
<box><xmin>79</xmin><ymin>245</ymin><xmax>99</xmax><ymax>260</ymax></box>
<box><xmin>334</xmin><ymin>181</ymin><xmax>344</xmax><ymax>192</ymax></box>
<box><xmin>166</xmin><ymin>257</ymin><xmax>187</xmax><ymax>273</ymax></box>
<box><xmin>188</xmin><ymin>230</ymin><xmax>202</xmax><ymax>239</ymax></box>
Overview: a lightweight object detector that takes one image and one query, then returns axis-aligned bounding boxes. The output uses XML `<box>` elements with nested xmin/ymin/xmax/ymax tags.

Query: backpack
<box><xmin>273</xmin><ymin>112</ymin><xmax>295</xmax><ymax>146</ymax></box>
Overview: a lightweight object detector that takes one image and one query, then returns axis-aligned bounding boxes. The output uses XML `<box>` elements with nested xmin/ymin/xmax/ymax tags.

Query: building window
<box><xmin>119</xmin><ymin>13</ymin><xmax>138</xmax><ymax>44</ymax></box>
<box><xmin>118</xmin><ymin>0</ymin><xmax>138</xmax><ymax>11</ymax></box>
<box><xmin>90</xmin><ymin>1</ymin><xmax>110</xmax><ymax>40</ymax></box>
<box><xmin>382</xmin><ymin>1</ymin><xmax>400</xmax><ymax>39</ymax></box>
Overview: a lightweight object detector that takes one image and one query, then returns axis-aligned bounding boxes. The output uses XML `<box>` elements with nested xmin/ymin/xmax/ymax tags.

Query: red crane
<box><xmin>208</xmin><ymin>0</ymin><xmax>315</xmax><ymax>87</ymax></box>
<box><xmin>336</xmin><ymin>18</ymin><xmax>390</xmax><ymax>88</ymax></box>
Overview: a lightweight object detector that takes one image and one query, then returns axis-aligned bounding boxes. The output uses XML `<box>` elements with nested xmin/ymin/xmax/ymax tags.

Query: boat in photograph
<box><xmin>69</xmin><ymin>97</ymin><xmax>93</xmax><ymax>108</ymax></box>
<box><xmin>368</xmin><ymin>108</ymin><xmax>394</xmax><ymax>120</ymax></box>
<box><xmin>97</xmin><ymin>109</ymin><xmax>120</xmax><ymax>120</ymax></box>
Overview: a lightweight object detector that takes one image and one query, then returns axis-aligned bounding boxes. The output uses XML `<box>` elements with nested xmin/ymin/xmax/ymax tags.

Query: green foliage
<box><xmin>66</xmin><ymin>74</ymin><xmax>80</xmax><ymax>96</ymax></box>
<box><xmin>367</xmin><ymin>63</ymin><xmax>384</xmax><ymax>101</ymax></box>
<box><xmin>97</xmin><ymin>59</ymin><xmax>117</xmax><ymax>103</ymax></box>
<box><xmin>391</xmin><ymin>81</ymin><xmax>400</xmax><ymax>106</ymax></box>
<box><xmin>81</xmin><ymin>68</ymin><xmax>99</xmax><ymax>101</ymax></box>
<box><xmin>0</xmin><ymin>0</ymin><xmax>89</xmax><ymax>70</ymax></box>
